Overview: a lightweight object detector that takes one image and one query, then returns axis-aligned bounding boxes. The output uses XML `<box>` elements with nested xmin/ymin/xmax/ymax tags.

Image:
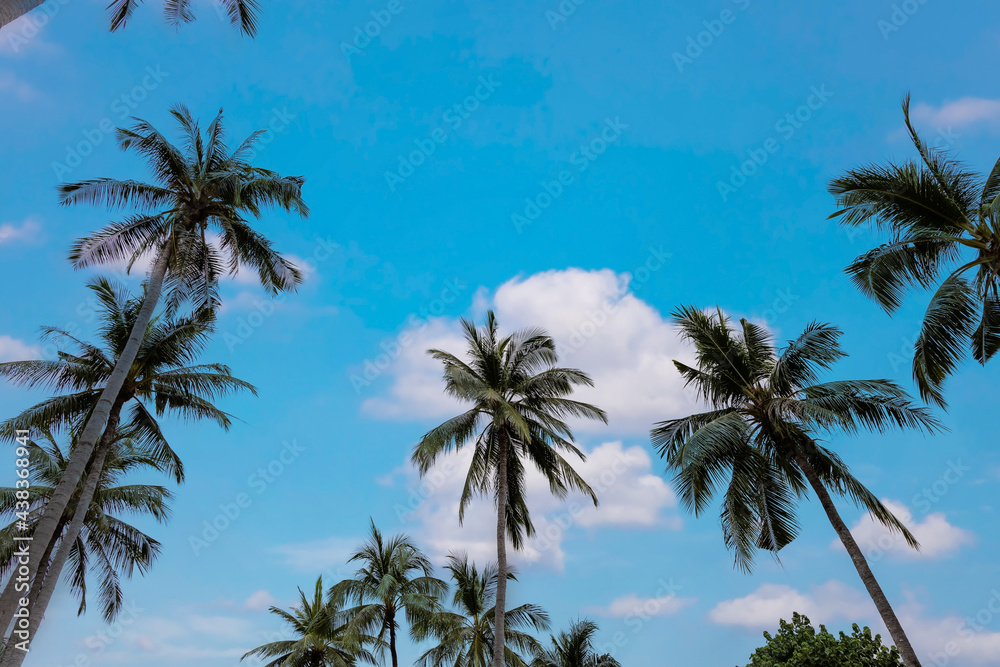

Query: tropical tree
<box><xmin>242</xmin><ymin>577</ymin><xmax>377</xmax><ymax>667</ymax></box>
<box><xmin>745</xmin><ymin>612</ymin><xmax>903</xmax><ymax>666</ymax></box>
<box><xmin>330</xmin><ymin>521</ymin><xmax>447</xmax><ymax>667</ymax></box>
<box><xmin>412</xmin><ymin>312</ymin><xmax>606</xmax><ymax>667</ymax></box>
<box><xmin>0</xmin><ymin>278</ymin><xmax>254</xmax><ymax>662</ymax></box>
<box><xmin>0</xmin><ymin>0</ymin><xmax>261</xmax><ymax>35</ymax></box>
<box><xmin>0</xmin><ymin>426</ymin><xmax>173</xmax><ymax>624</ymax></box>
<box><xmin>829</xmin><ymin>94</ymin><xmax>1000</xmax><ymax>407</ymax></box>
<box><xmin>650</xmin><ymin>307</ymin><xmax>940</xmax><ymax>667</ymax></box>
<box><xmin>413</xmin><ymin>554</ymin><xmax>549</xmax><ymax>667</ymax></box>
<box><xmin>530</xmin><ymin>619</ymin><xmax>621</xmax><ymax>667</ymax></box>
<box><xmin>3</xmin><ymin>104</ymin><xmax>307</xmax><ymax>625</ymax></box>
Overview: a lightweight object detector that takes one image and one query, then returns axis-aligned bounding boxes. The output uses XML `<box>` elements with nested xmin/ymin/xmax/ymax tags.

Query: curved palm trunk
<box><xmin>492</xmin><ymin>437</ymin><xmax>509</xmax><ymax>667</ymax></box>
<box><xmin>0</xmin><ymin>516</ymin><xmax>62</xmax><ymax>657</ymax></box>
<box><xmin>0</xmin><ymin>0</ymin><xmax>46</xmax><ymax>28</ymax></box>
<box><xmin>794</xmin><ymin>453</ymin><xmax>922</xmax><ymax>667</ymax></box>
<box><xmin>1</xmin><ymin>406</ymin><xmax>123</xmax><ymax>667</ymax></box>
<box><xmin>0</xmin><ymin>247</ymin><xmax>170</xmax><ymax>622</ymax></box>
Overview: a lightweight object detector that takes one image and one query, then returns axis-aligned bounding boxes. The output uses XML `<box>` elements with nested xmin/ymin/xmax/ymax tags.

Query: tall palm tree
<box><xmin>6</xmin><ymin>104</ymin><xmax>307</xmax><ymax>623</ymax></box>
<box><xmin>412</xmin><ymin>312</ymin><xmax>606</xmax><ymax>667</ymax></box>
<box><xmin>413</xmin><ymin>554</ymin><xmax>549</xmax><ymax>667</ymax></box>
<box><xmin>242</xmin><ymin>577</ymin><xmax>378</xmax><ymax>667</ymax></box>
<box><xmin>650</xmin><ymin>306</ymin><xmax>940</xmax><ymax>667</ymax></box>
<box><xmin>0</xmin><ymin>426</ymin><xmax>173</xmax><ymax>624</ymax></box>
<box><xmin>829</xmin><ymin>94</ymin><xmax>1000</xmax><ymax>407</ymax></box>
<box><xmin>0</xmin><ymin>0</ymin><xmax>261</xmax><ymax>35</ymax></box>
<box><xmin>530</xmin><ymin>619</ymin><xmax>621</xmax><ymax>667</ymax></box>
<box><xmin>330</xmin><ymin>521</ymin><xmax>447</xmax><ymax>667</ymax></box>
<box><xmin>0</xmin><ymin>278</ymin><xmax>254</xmax><ymax>662</ymax></box>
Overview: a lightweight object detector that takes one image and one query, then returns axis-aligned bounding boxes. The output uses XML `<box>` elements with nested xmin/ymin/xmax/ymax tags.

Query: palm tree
<box><xmin>829</xmin><ymin>94</ymin><xmax>1000</xmax><ymax>407</ymax></box>
<box><xmin>650</xmin><ymin>307</ymin><xmax>940</xmax><ymax>667</ymax></box>
<box><xmin>413</xmin><ymin>554</ymin><xmax>549</xmax><ymax>667</ymax></box>
<box><xmin>330</xmin><ymin>521</ymin><xmax>447</xmax><ymax>667</ymax></box>
<box><xmin>412</xmin><ymin>311</ymin><xmax>606</xmax><ymax>667</ymax></box>
<box><xmin>530</xmin><ymin>619</ymin><xmax>621</xmax><ymax>667</ymax></box>
<box><xmin>242</xmin><ymin>577</ymin><xmax>378</xmax><ymax>667</ymax></box>
<box><xmin>0</xmin><ymin>278</ymin><xmax>254</xmax><ymax>662</ymax></box>
<box><xmin>1</xmin><ymin>0</ymin><xmax>261</xmax><ymax>35</ymax></box>
<box><xmin>0</xmin><ymin>426</ymin><xmax>173</xmax><ymax>624</ymax></box>
<box><xmin>6</xmin><ymin>104</ymin><xmax>307</xmax><ymax>624</ymax></box>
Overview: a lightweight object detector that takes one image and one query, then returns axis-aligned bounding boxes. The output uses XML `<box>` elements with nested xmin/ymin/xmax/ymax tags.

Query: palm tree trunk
<box><xmin>492</xmin><ymin>436</ymin><xmax>509</xmax><ymax>667</ymax></box>
<box><xmin>1</xmin><ymin>406</ymin><xmax>124</xmax><ymax>667</ymax></box>
<box><xmin>389</xmin><ymin>614</ymin><xmax>398</xmax><ymax>667</ymax></box>
<box><xmin>0</xmin><ymin>516</ymin><xmax>63</xmax><ymax>656</ymax></box>
<box><xmin>0</xmin><ymin>246</ymin><xmax>170</xmax><ymax>623</ymax></box>
<box><xmin>0</xmin><ymin>0</ymin><xmax>47</xmax><ymax>29</ymax></box>
<box><xmin>793</xmin><ymin>452</ymin><xmax>922</xmax><ymax>667</ymax></box>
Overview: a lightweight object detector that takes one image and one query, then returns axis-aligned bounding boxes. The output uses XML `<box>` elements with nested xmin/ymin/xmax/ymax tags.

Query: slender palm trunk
<box><xmin>0</xmin><ymin>516</ymin><xmax>62</xmax><ymax>657</ymax></box>
<box><xmin>0</xmin><ymin>0</ymin><xmax>47</xmax><ymax>29</ymax></box>
<box><xmin>794</xmin><ymin>453</ymin><xmax>922</xmax><ymax>667</ymax></box>
<box><xmin>492</xmin><ymin>437</ymin><xmax>509</xmax><ymax>667</ymax></box>
<box><xmin>0</xmin><ymin>247</ymin><xmax>170</xmax><ymax>622</ymax></box>
<box><xmin>1</xmin><ymin>407</ymin><xmax>123</xmax><ymax>667</ymax></box>
<box><xmin>389</xmin><ymin>613</ymin><xmax>398</xmax><ymax>667</ymax></box>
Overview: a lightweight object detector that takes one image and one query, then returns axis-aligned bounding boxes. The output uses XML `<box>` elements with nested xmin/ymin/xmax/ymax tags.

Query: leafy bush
<box><xmin>743</xmin><ymin>612</ymin><xmax>903</xmax><ymax>666</ymax></box>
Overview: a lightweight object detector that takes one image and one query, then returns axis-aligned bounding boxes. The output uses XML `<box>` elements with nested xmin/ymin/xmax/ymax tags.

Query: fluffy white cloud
<box><xmin>243</xmin><ymin>590</ymin><xmax>279</xmax><ymax>612</ymax></box>
<box><xmin>836</xmin><ymin>499</ymin><xmax>975</xmax><ymax>560</ymax></box>
<box><xmin>362</xmin><ymin>268</ymin><xmax>700</xmax><ymax>435</ymax></box>
<box><xmin>589</xmin><ymin>592</ymin><xmax>696</xmax><ymax>619</ymax></box>
<box><xmin>909</xmin><ymin>98</ymin><xmax>1000</xmax><ymax>131</ymax></box>
<box><xmin>0</xmin><ymin>335</ymin><xmax>41</xmax><ymax>362</ymax></box>
<box><xmin>0</xmin><ymin>217</ymin><xmax>41</xmax><ymax>245</ymax></box>
<box><xmin>900</xmin><ymin>594</ymin><xmax>1000</xmax><ymax>666</ymax></box>
<box><xmin>709</xmin><ymin>581</ymin><xmax>872</xmax><ymax>629</ymax></box>
<box><xmin>391</xmin><ymin>440</ymin><xmax>679</xmax><ymax>572</ymax></box>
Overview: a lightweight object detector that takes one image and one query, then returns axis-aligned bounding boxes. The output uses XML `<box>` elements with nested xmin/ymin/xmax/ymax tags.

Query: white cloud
<box><xmin>0</xmin><ymin>217</ymin><xmax>41</xmax><ymax>245</ymax></box>
<box><xmin>392</xmin><ymin>440</ymin><xmax>679</xmax><ymax>572</ymax></box>
<box><xmin>0</xmin><ymin>70</ymin><xmax>38</xmax><ymax>101</ymax></box>
<box><xmin>243</xmin><ymin>590</ymin><xmax>279</xmax><ymax>612</ymax></box>
<box><xmin>709</xmin><ymin>581</ymin><xmax>872</xmax><ymax>629</ymax></box>
<box><xmin>272</xmin><ymin>536</ymin><xmax>358</xmax><ymax>573</ymax></box>
<box><xmin>836</xmin><ymin>499</ymin><xmax>975</xmax><ymax>560</ymax></box>
<box><xmin>362</xmin><ymin>267</ymin><xmax>700</xmax><ymax>435</ymax></box>
<box><xmin>0</xmin><ymin>335</ymin><xmax>41</xmax><ymax>362</ymax></box>
<box><xmin>589</xmin><ymin>592</ymin><xmax>696</xmax><ymax>619</ymax></box>
<box><xmin>900</xmin><ymin>595</ymin><xmax>1000</xmax><ymax>666</ymax></box>
<box><xmin>909</xmin><ymin>98</ymin><xmax>1000</xmax><ymax>132</ymax></box>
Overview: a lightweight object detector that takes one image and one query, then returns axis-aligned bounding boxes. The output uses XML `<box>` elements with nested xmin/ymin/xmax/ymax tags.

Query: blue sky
<box><xmin>2</xmin><ymin>0</ymin><xmax>1000</xmax><ymax>664</ymax></box>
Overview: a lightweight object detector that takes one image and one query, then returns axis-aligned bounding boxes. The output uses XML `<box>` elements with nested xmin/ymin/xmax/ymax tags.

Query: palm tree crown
<box><xmin>244</xmin><ymin>577</ymin><xmax>377</xmax><ymax>667</ymax></box>
<box><xmin>413</xmin><ymin>554</ymin><xmax>549</xmax><ymax>667</ymax></box>
<box><xmin>330</xmin><ymin>521</ymin><xmax>447</xmax><ymax>667</ymax></box>
<box><xmin>108</xmin><ymin>0</ymin><xmax>262</xmax><ymax>35</ymax></box>
<box><xmin>60</xmin><ymin>104</ymin><xmax>308</xmax><ymax>315</ymax></box>
<box><xmin>530</xmin><ymin>619</ymin><xmax>621</xmax><ymax>667</ymax></box>
<box><xmin>829</xmin><ymin>94</ymin><xmax>1000</xmax><ymax>406</ymax></box>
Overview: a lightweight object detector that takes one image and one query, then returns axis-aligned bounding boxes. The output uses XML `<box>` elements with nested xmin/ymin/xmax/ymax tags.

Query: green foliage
<box><xmin>744</xmin><ymin>612</ymin><xmax>903</xmax><ymax>666</ymax></box>
<box><xmin>531</xmin><ymin>618</ymin><xmax>621</xmax><ymax>667</ymax></box>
